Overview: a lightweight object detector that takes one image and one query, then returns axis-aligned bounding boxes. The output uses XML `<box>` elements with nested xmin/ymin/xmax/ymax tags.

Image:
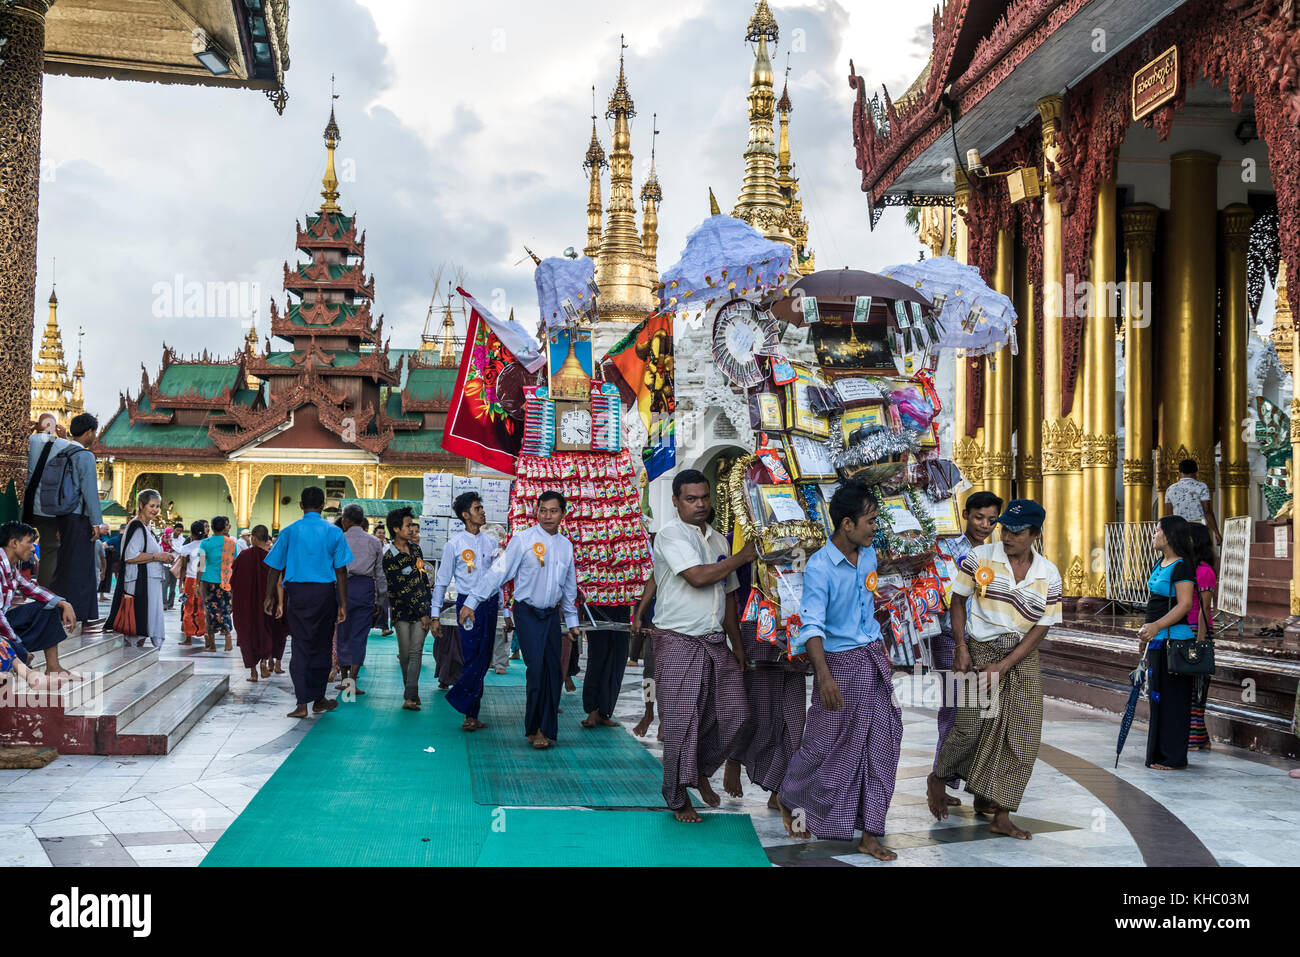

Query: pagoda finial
<box><xmin>607</xmin><ymin>34</ymin><xmax>635</xmax><ymax>118</ymax></box>
<box><xmin>583</xmin><ymin>85</ymin><xmax>608</xmax><ymax>262</ymax></box>
<box><xmin>523</xmin><ymin>245</ymin><xmax>541</xmax><ymax>265</ymax></box>
<box><xmin>640</xmin><ymin>114</ymin><xmax>662</xmax><ymax>205</ymax></box>
<box><xmin>641</xmin><ymin>114</ymin><xmax>662</xmax><ymax>268</ymax></box>
<box><xmin>709</xmin><ymin>187</ymin><xmax>721</xmax><ymax>216</ymax></box>
<box><xmin>320</xmin><ymin>79</ymin><xmax>343</xmax><ymax>214</ymax></box>
<box><xmin>74</xmin><ymin>327</ymin><xmax>84</xmax><ymax>378</ymax></box>
<box><xmin>746</xmin><ymin>0</ymin><xmax>779</xmax><ymax>44</ymax></box>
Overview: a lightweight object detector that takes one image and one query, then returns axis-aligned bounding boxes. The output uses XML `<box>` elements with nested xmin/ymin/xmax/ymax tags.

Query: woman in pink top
<box><xmin>1186</xmin><ymin>524</ymin><xmax>1217</xmax><ymax>750</ymax></box>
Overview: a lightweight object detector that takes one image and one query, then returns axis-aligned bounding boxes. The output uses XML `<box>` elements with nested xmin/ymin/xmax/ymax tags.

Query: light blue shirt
<box><xmin>265</xmin><ymin>512</ymin><xmax>353</xmax><ymax>584</ymax></box>
<box><xmin>27</xmin><ymin>434</ymin><xmax>103</xmax><ymax>524</ymax></box>
<box><xmin>795</xmin><ymin>541</ymin><xmax>883</xmax><ymax>655</ymax></box>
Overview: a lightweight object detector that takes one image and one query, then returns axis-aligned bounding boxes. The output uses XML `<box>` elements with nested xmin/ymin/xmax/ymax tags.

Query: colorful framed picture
<box><xmin>756</xmin><ymin>484</ymin><xmax>808</xmax><ymax>526</ymax></box>
<box><xmin>879</xmin><ymin>494</ymin><xmax>923</xmax><ymax>534</ymax></box>
<box><xmin>753</xmin><ymin>392</ymin><xmax>784</xmax><ymax>430</ymax></box>
<box><xmin>785</xmin><ymin>366</ymin><xmax>831</xmax><ymax>439</ymax></box>
<box><xmin>841</xmin><ymin>405</ymin><xmax>888</xmax><ymax>445</ymax></box>
<box><xmin>787</xmin><ymin>435</ymin><xmax>838</xmax><ymax>483</ymax></box>
<box><xmin>924</xmin><ymin>495</ymin><xmax>962</xmax><ymax>536</ymax></box>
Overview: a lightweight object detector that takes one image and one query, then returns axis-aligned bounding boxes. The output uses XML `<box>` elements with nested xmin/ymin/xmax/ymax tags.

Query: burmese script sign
<box><xmin>1218</xmin><ymin>516</ymin><xmax>1253</xmax><ymax>619</ymax></box>
<box><xmin>1132</xmin><ymin>46</ymin><xmax>1179</xmax><ymax>121</ymax></box>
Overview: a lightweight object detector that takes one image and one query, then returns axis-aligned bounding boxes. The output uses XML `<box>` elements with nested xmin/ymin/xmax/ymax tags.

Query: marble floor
<box><xmin>3</xmin><ymin>606</ymin><xmax>1297</xmax><ymax>866</ymax></box>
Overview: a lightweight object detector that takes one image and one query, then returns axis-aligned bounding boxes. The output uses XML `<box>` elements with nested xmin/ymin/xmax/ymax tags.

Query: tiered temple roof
<box><xmin>30</xmin><ymin>287</ymin><xmax>85</xmax><ymax>430</ymax></box>
<box><xmin>95</xmin><ymin>107</ymin><xmax>464</xmax><ymax>470</ymax></box>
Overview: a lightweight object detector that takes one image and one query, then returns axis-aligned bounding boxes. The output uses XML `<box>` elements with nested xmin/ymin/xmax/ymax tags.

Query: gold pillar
<box><xmin>1014</xmin><ymin>239</ymin><xmax>1042</xmax><ymax>503</ymax></box>
<box><xmin>1121</xmin><ymin>204</ymin><xmax>1158</xmax><ymax>524</ymax></box>
<box><xmin>982</xmin><ymin>228</ymin><xmax>1014</xmax><ymax>504</ymax></box>
<box><xmin>1037</xmin><ymin>95</ymin><xmax>1082</xmax><ymax>591</ymax></box>
<box><xmin>1292</xmin><ymin>325</ymin><xmax>1300</xmax><ymax>615</ymax></box>
<box><xmin>111</xmin><ymin>461</ymin><xmax>126</xmax><ymax>509</ymax></box>
<box><xmin>950</xmin><ymin>170</ymin><xmax>982</xmax><ymax>512</ymax></box>
<box><xmin>1219</xmin><ymin>203</ymin><xmax>1254</xmax><ymax>520</ymax></box>
<box><xmin>272</xmin><ymin>475</ymin><xmax>282</xmax><ymax>532</ymax></box>
<box><xmin>1081</xmin><ymin>180</ymin><xmax>1118</xmax><ymax>597</ymax></box>
<box><xmin>0</xmin><ymin>2</ymin><xmax>52</xmax><ymax>495</ymax></box>
<box><xmin>1158</xmin><ymin>151</ymin><xmax>1219</xmax><ymax>491</ymax></box>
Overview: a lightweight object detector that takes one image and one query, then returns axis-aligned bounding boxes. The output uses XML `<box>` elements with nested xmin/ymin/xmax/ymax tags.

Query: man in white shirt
<box><xmin>645</xmin><ymin>469</ymin><xmax>756</xmax><ymax>822</ymax></box>
<box><xmin>1164</xmin><ymin>459</ymin><xmax>1220</xmax><ymax>545</ymax></box>
<box><xmin>462</xmin><ymin>490</ymin><xmax>579</xmax><ymax>749</ymax></box>
<box><xmin>435</xmin><ymin>491</ymin><xmax>501</xmax><ymax>731</ymax></box>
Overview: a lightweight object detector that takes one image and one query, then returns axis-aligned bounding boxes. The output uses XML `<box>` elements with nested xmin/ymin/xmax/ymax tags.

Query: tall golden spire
<box><xmin>31</xmin><ymin>282</ymin><xmax>81</xmax><ymax>429</ymax></box>
<box><xmin>774</xmin><ymin>67</ymin><xmax>814</xmax><ymax>275</ymax></box>
<box><xmin>709</xmin><ymin>187</ymin><xmax>722</xmax><ymax>215</ymax></box>
<box><xmin>583</xmin><ymin>86</ymin><xmax>608</xmax><ymax>262</ymax></box>
<box><xmin>640</xmin><ymin>114</ymin><xmax>662</xmax><ymax>270</ymax></box>
<box><xmin>320</xmin><ymin>84</ymin><xmax>342</xmax><ymax>214</ymax></box>
<box><xmin>438</xmin><ymin>295</ymin><xmax>458</xmax><ymax>368</ymax></box>
<box><xmin>733</xmin><ymin>1</ymin><xmax>794</xmax><ymax>250</ymax></box>
<box><xmin>595</xmin><ymin>35</ymin><xmax>656</xmax><ymax>325</ymax></box>
<box><xmin>72</xmin><ymin>327</ymin><xmax>84</xmax><ymax>408</ymax></box>
<box><xmin>244</xmin><ymin>319</ymin><xmax>261</xmax><ymax>389</ymax></box>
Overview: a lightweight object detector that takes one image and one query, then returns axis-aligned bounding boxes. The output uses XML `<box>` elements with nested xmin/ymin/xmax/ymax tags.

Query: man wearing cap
<box><xmin>926</xmin><ymin>499</ymin><xmax>1062</xmax><ymax>841</ymax></box>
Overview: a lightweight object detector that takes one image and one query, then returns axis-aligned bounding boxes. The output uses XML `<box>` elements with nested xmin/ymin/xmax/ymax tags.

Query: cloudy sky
<box><xmin>35</xmin><ymin>0</ymin><xmax>937</xmax><ymax>419</ymax></box>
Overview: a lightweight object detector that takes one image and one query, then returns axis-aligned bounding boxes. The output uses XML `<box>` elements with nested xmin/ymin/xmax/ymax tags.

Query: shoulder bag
<box><xmin>1165</xmin><ymin>586</ymin><xmax>1215</xmax><ymax>676</ymax></box>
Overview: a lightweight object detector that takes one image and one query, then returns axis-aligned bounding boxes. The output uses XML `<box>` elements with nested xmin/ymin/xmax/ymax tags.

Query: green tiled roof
<box><xmin>384</xmin><ymin>391</ymin><xmax>422</xmax><ymax>423</ymax></box>
<box><xmin>157</xmin><ymin>363</ymin><xmax>240</xmax><ymax>399</ymax></box>
<box><xmin>99</xmin><ymin>499</ymin><xmax>129</xmax><ymax>517</ymax></box>
<box><xmin>291</xmin><ymin>263</ymin><xmax>358</xmax><ymax>282</ymax></box>
<box><xmin>100</xmin><ymin>408</ymin><xmax>215</xmax><ymax>451</ymax></box>
<box><xmin>404</xmin><ymin>367</ymin><xmax>457</xmax><ymax>403</ymax></box>
<box><xmin>303</xmin><ymin>213</ymin><xmax>355</xmax><ymax>240</ymax></box>
<box><xmin>233</xmin><ymin>388</ymin><xmax>260</xmax><ymax>406</ymax></box>
<box><xmin>339</xmin><ymin>498</ymin><xmax>422</xmax><ymax>521</ymax></box>
<box><xmin>388</xmin><ymin>430</ymin><xmax>446</xmax><ymax>453</ymax></box>
<box><xmin>287</xmin><ymin>301</ymin><xmax>358</xmax><ymax>326</ymax></box>
<box><xmin>265</xmin><ymin>351</ymin><xmax>296</xmax><ymax>367</ymax></box>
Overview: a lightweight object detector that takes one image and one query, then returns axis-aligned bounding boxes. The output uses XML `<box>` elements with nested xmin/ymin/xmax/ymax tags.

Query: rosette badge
<box><xmin>461</xmin><ymin>549</ymin><xmax>476</xmax><ymax>573</ymax></box>
<box><xmin>974</xmin><ymin>564</ymin><xmax>996</xmax><ymax>598</ymax></box>
<box><xmin>532</xmin><ymin>542</ymin><xmax>547</xmax><ymax>567</ymax></box>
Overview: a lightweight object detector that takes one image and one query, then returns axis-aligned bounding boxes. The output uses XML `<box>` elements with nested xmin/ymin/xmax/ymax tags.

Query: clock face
<box><xmin>559</xmin><ymin>407</ymin><xmax>592</xmax><ymax>445</ymax></box>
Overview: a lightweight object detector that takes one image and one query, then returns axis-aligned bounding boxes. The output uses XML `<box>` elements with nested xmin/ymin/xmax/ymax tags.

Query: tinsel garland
<box><xmin>830</xmin><ymin>421</ymin><xmax>922</xmax><ymax>471</ymax></box>
<box><xmin>872</xmin><ymin>487</ymin><xmax>938</xmax><ymax>558</ymax></box>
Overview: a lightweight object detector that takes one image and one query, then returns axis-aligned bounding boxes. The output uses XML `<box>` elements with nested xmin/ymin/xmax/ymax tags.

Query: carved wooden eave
<box><xmin>376</xmin><ymin>405</ymin><xmax>422</xmax><ymax>432</ymax></box>
<box><xmin>124</xmin><ymin>393</ymin><xmax>174</xmax><ymax>425</ymax></box>
<box><xmin>400</xmin><ymin>392</ymin><xmax>451</xmax><ymax>415</ymax></box>
<box><xmin>296</xmin><ymin>218</ymin><xmax>365</xmax><ymax>256</ymax></box>
<box><xmin>282</xmin><ymin>261</ymin><xmax>375</xmax><ymax>298</ymax></box>
<box><xmin>380</xmin><ymin>448</ymin><xmax>463</xmax><ymax>466</ymax></box>
<box><xmin>207</xmin><ymin>380</ymin><xmax>390</xmax><ymax>455</ymax></box>
<box><xmin>268</xmin><ymin>299</ymin><xmax>382</xmax><ymax>344</ymax></box>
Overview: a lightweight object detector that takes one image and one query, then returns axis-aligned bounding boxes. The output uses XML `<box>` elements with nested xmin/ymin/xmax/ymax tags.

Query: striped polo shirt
<box><xmin>950</xmin><ymin>541</ymin><xmax>1062</xmax><ymax>642</ymax></box>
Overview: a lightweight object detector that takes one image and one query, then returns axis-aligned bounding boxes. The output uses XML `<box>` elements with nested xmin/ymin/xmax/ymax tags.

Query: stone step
<box><xmin>1246</xmin><ymin>554</ymin><xmax>1290</xmax><ymax>579</ymax></box>
<box><xmin>118</xmin><ymin>674</ymin><xmax>229</xmax><ymax>753</ymax></box>
<box><xmin>65</xmin><ymin>659</ymin><xmax>193</xmax><ymax>731</ymax></box>
<box><xmin>1246</xmin><ymin>581</ymin><xmax>1289</xmax><ymax>605</ymax></box>
<box><xmin>1244</xmin><ymin>601</ymin><xmax>1290</xmax><ymax>622</ymax></box>
<box><xmin>30</xmin><ymin>632</ymin><xmax>125</xmax><ymax>672</ymax></box>
<box><xmin>1254</xmin><ymin>521</ymin><xmax>1293</xmax><ymax>545</ymax></box>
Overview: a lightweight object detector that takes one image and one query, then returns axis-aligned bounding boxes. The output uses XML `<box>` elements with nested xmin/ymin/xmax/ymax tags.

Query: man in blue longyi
<box><xmin>264</xmin><ymin>486</ymin><xmax>353</xmax><ymax>719</ymax></box>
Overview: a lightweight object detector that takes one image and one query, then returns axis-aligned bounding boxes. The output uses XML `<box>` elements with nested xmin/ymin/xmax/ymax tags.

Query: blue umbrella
<box><xmin>880</xmin><ymin>256</ymin><xmax>1017</xmax><ymax>356</ymax></box>
<box><xmin>658</xmin><ymin>214</ymin><xmax>792</xmax><ymax>311</ymax></box>
<box><xmin>1115</xmin><ymin>656</ymin><xmax>1148</xmax><ymax>768</ymax></box>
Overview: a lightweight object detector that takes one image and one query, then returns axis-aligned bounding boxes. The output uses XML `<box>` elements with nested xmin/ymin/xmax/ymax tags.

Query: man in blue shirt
<box><xmin>778</xmin><ymin>480</ymin><xmax>902</xmax><ymax>862</ymax></box>
<box><xmin>264</xmin><ymin>486</ymin><xmax>353</xmax><ymax>718</ymax></box>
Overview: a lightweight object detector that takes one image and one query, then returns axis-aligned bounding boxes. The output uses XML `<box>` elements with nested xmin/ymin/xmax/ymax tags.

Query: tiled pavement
<box><xmin>3</xmin><ymin>605</ymin><xmax>1298</xmax><ymax>865</ymax></box>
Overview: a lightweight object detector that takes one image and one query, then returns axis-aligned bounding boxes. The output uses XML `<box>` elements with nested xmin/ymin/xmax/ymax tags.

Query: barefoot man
<box><xmin>0</xmin><ymin>521</ymin><xmax>78</xmax><ymax>678</ymax></box>
<box><xmin>778</xmin><ymin>481</ymin><xmax>902</xmax><ymax>862</ymax></box>
<box><xmin>926</xmin><ymin>499</ymin><xmax>1062</xmax><ymax>841</ymax></box>
<box><xmin>435</xmin><ymin>491</ymin><xmax>501</xmax><ymax>731</ymax></box>
<box><xmin>461</xmin><ymin>490</ymin><xmax>579</xmax><ymax>749</ymax></box>
<box><xmin>264</xmin><ymin>487</ymin><xmax>352</xmax><ymax>719</ymax></box>
<box><xmin>932</xmin><ymin>490</ymin><xmax>1002</xmax><ymax>809</ymax></box>
<box><xmin>649</xmin><ymin>469</ymin><xmax>755</xmax><ymax>823</ymax></box>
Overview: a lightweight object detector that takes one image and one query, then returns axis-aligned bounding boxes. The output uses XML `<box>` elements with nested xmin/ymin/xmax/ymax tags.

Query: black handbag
<box><xmin>1165</xmin><ymin>589</ymin><xmax>1215</xmax><ymax>676</ymax></box>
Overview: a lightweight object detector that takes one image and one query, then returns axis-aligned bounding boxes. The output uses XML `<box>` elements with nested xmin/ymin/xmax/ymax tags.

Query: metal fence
<box><xmin>1104</xmin><ymin>521</ymin><xmax>1159</xmax><ymax>606</ymax></box>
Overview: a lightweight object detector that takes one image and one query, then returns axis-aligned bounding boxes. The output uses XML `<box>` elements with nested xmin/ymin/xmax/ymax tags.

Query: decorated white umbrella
<box><xmin>880</xmin><ymin>256</ymin><xmax>1017</xmax><ymax>356</ymax></box>
<box><xmin>658</xmin><ymin>214</ymin><xmax>792</xmax><ymax>311</ymax></box>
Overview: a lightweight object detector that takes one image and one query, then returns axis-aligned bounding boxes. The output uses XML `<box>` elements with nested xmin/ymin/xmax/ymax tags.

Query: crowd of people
<box><xmin>1</xmin><ymin>414</ymin><xmax>1229</xmax><ymax>848</ymax></box>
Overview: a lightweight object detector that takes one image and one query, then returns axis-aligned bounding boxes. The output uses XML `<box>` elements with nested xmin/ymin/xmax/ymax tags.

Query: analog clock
<box><xmin>553</xmin><ymin>399</ymin><xmax>593</xmax><ymax>451</ymax></box>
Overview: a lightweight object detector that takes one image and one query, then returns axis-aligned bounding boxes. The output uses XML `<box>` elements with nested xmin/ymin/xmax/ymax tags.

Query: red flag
<box><xmin>442</xmin><ymin>304</ymin><xmax>520</xmax><ymax>474</ymax></box>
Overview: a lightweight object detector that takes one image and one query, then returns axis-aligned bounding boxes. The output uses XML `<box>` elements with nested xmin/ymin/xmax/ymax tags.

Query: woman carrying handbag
<box><xmin>1135</xmin><ymin>516</ymin><xmax>1200</xmax><ymax>770</ymax></box>
<box><xmin>107</xmin><ymin>489</ymin><xmax>171</xmax><ymax>648</ymax></box>
<box><xmin>1185</xmin><ymin>524</ymin><xmax>1218</xmax><ymax>750</ymax></box>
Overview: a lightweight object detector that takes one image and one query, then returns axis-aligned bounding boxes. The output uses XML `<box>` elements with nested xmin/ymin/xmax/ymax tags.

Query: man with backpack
<box><xmin>26</xmin><ymin>413</ymin><xmax>106</xmax><ymax>629</ymax></box>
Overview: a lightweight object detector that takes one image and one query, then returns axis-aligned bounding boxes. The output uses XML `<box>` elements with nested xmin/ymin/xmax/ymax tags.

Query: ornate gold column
<box><xmin>1014</xmin><ymin>239</ymin><xmax>1042</xmax><ymax>502</ymax></box>
<box><xmin>234</xmin><ymin>464</ymin><xmax>253</xmax><ymax>530</ymax></box>
<box><xmin>950</xmin><ymin>170</ymin><xmax>982</xmax><ymax>512</ymax></box>
<box><xmin>1121</xmin><ymin>204</ymin><xmax>1158</xmax><ymax>524</ymax></box>
<box><xmin>1037</xmin><ymin>95</ymin><xmax>1081</xmax><ymax>589</ymax></box>
<box><xmin>1158</xmin><ymin>151</ymin><xmax>1218</xmax><ymax>492</ymax></box>
<box><xmin>1081</xmin><ymin>179</ymin><xmax>1118</xmax><ymax>596</ymax></box>
<box><xmin>1219</xmin><ymin>203</ymin><xmax>1254</xmax><ymax>520</ymax></box>
<box><xmin>272</xmin><ymin>475</ymin><xmax>282</xmax><ymax>532</ymax></box>
<box><xmin>111</xmin><ymin>461</ymin><xmax>126</xmax><ymax>508</ymax></box>
<box><xmin>0</xmin><ymin>1</ymin><xmax>52</xmax><ymax>496</ymax></box>
<box><xmin>982</xmin><ymin>228</ymin><xmax>1014</xmax><ymax>504</ymax></box>
<box><xmin>1292</xmin><ymin>326</ymin><xmax>1300</xmax><ymax>615</ymax></box>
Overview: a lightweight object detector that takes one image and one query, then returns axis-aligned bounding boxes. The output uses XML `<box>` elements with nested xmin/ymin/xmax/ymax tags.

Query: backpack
<box><xmin>38</xmin><ymin>443</ymin><xmax>89</xmax><ymax>517</ymax></box>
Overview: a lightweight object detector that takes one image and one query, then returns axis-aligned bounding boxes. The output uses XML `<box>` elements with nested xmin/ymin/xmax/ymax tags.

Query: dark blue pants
<box><xmin>335</xmin><ymin>576</ymin><xmax>374</xmax><ymax>668</ymax></box>
<box><xmin>5</xmin><ymin>600</ymin><xmax>66</xmax><ymax>664</ymax></box>
<box><xmin>582</xmin><ymin>605</ymin><xmax>630</xmax><ymax>719</ymax></box>
<box><xmin>285</xmin><ymin>582</ymin><xmax>337</xmax><ymax>705</ymax></box>
<box><xmin>448</xmin><ymin>595</ymin><xmax>498</xmax><ymax>719</ymax></box>
<box><xmin>513</xmin><ymin>600</ymin><xmax>562</xmax><ymax>741</ymax></box>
